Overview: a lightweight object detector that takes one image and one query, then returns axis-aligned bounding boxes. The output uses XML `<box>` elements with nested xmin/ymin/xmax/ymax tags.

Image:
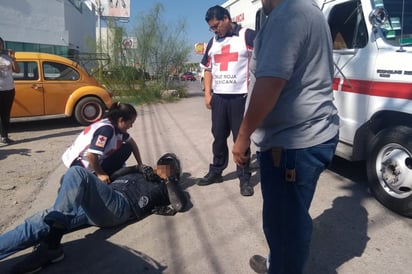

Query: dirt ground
<box><xmin>1</xmin><ymin>85</ymin><xmax>412</xmax><ymax>273</ymax></box>
<box><xmin>0</xmin><ymin>118</ymin><xmax>83</xmax><ymax>233</ymax></box>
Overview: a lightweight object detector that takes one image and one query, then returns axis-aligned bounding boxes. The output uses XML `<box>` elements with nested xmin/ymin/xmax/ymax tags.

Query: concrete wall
<box><xmin>0</xmin><ymin>0</ymin><xmax>96</xmax><ymax>53</ymax></box>
<box><xmin>65</xmin><ymin>1</ymin><xmax>96</xmax><ymax>52</ymax></box>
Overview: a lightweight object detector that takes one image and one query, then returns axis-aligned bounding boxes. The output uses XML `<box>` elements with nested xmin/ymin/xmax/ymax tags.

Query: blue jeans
<box><xmin>257</xmin><ymin>135</ymin><xmax>338</xmax><ymax>274</ymax></box>
<box><xmin>0</xmin><ymin>166</ymin><xmax>131</xmax><ymax>260</ymax></box>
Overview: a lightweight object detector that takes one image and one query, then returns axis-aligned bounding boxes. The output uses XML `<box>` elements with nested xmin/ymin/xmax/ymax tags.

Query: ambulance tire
<box><xmin>74</xmin><ymin>97</ymin><xmax>105</xmax><ymax>126</ymax></box>
<box><xmin>366</xmin><ymin>126</ymin><xmax>412</xmax><ymax>218</ymax></box>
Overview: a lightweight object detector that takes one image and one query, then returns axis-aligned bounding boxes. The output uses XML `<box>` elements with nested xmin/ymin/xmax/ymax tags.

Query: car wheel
<box><xmin>74</xmin><ymin>97</ymin><xmax>105</xmax><ymax>125</ymax></box>
<box><xmin>366</xmin><ymin>126</ymin><xmax>412</xmax><ymax>218</ymax></box>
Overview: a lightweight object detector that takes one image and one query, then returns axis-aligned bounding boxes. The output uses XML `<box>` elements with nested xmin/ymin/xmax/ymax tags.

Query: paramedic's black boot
<box><xmin>166</xmin><ymin>177</ymin><xmax>187</xmax><ymax>212</ymax></box>
<box><xmin>198</xmin><ymin>172</ymin><xmax>223</xmax><ymax>186</ymax></box>
<box><xmin>240</xmin><ymin>179</ymin><xmax>254</xmax><ymax>196</ymax></box>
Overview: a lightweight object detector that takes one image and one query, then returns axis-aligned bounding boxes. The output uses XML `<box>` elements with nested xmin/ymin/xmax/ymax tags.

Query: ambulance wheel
<box><xmin>366</xmin><ymin>126</ymin><xmax>412</xmax><ymax>218</ymax></box>
<box><xmin>74</xmin><ymin>97</ymin><xmax>105</xmax><ymax>125</ymax></box>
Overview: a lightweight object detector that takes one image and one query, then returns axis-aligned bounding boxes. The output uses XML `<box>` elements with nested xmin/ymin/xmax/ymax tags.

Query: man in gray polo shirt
<box><xmin>233</xmin><ymin>0</ymin><xmax>340</xmax><ymax>273</ymax></box>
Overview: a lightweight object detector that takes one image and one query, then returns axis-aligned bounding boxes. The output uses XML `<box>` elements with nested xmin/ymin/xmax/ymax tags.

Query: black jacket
<box><xmin>110</xmin><ymin>172</ymin><xmax>170</xmax><ymax>219</ymax></box>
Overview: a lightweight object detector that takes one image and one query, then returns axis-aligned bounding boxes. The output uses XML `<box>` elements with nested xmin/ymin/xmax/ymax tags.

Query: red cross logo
<box><xmin>95</xmin><ymin>135</ymin><xmax>108</xmax><ymax>148</ymax></box>
<box><xmin>214</xmin><ymin>45</ymin><xmax>239</xmax><ymax>71</ymax></box>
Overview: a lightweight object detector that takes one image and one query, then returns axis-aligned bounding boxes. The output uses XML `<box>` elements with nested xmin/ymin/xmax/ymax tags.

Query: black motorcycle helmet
<box><xmin>156</xmin><ymin>153</ymin><xmax>182</xmax><ymax>180</ymax></box>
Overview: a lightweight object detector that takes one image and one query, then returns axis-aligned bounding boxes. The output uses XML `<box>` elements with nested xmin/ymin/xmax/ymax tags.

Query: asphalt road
<box><xmin>1</xmin><ymin>81</ymin><xmax>411</xmax><ymax>274</ymax></box>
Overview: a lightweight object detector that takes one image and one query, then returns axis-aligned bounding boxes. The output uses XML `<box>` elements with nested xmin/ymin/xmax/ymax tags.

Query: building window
<box><xmin>5</xmin><ymin>41</ymin><xmax>68</xmax><ymax>57</ymax></box>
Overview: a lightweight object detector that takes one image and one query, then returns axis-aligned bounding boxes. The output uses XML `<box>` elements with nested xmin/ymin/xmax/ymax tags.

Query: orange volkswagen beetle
<box><xmin>11</xmin><ymin>52</ymin><xmax>113</xmax><ymax>125</ymax></box>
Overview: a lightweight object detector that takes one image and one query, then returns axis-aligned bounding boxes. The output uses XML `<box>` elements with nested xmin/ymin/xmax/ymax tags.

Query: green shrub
<box><xmin>111</xmin><ymin>81</ymin><xmax>187</xmax><ymax>105</ymax></box>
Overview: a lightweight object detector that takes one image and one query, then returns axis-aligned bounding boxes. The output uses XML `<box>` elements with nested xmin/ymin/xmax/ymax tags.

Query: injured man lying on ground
<box><xmin>0</xmin><ymin>153</ymin><xmax>188</xmax><ymax>274</ymax></box>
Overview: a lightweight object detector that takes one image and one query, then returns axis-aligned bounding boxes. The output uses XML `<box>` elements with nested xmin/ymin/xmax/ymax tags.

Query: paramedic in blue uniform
<box><xmin>199</xmin><ymin>5</ymin><xmax>256</xmax><ymax>197</ymax></box>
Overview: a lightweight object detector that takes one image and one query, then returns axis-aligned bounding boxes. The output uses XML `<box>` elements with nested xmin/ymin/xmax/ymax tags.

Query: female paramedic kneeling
<box><xmin>62</xmin><ymin>102</ymin><xmax>144</xmax><ymax>184</ymax></box>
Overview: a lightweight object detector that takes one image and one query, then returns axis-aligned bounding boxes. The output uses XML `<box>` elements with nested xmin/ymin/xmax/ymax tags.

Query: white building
<box><xmin>0</xmin><ymin>0</ymin><xmax>97</xmax><ymax>56</ymax></box>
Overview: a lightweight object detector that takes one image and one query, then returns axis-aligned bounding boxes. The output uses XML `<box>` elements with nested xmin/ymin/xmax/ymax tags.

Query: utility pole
<box><xmin>97</xmin><ymin>0</ymin><xmax>103</xmax><ymax>79</ymax></box>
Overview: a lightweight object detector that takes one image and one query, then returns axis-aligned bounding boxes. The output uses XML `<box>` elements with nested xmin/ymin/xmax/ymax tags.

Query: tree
<box><xmin>132</xmin><ymin>3</ymin><xmax>191</xmax><ymax>88</ymax></box>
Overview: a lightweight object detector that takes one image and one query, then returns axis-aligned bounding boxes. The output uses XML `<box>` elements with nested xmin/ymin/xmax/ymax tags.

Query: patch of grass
<box><xmin>110</xmin><ymin>81</ymin><xmax>187</xmax><ymax>105</ymax></box>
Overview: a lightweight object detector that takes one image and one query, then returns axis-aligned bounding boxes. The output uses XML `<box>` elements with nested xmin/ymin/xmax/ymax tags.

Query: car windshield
<box><xmin>372</xmin><ymin>0</ymin><xmax>412</xmax><ymax>46</ymax></box>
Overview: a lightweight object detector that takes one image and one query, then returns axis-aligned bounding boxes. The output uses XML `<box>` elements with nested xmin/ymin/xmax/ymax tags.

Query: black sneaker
<box><xmin>240</xmin><ymin>181</ymin><xmax>254</xmax><ymax>197</ymax></box>
<box><xmin>1</xmin><ymin>137</ymin><xmax>14</xmax><ymax>145</ymax></box>
<box><xmin>11</xmin><ymin>243</ymin><xmax>64</xmax><ymax>274</ymax></box>
<box><xmin>249</xmin><ymin>254</ymin><xmax>268</xmax><ymax>274</ymax></box>
<box><xmin>198</xmin><ymin>172</ymin><xmax>223</xmax><ymax>186</ymax></box>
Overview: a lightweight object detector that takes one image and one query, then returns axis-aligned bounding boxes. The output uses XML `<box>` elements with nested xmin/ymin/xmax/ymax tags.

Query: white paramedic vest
<box><xmin>208</xmin><ymin>28</ymin><xmax>250</xmax><ymax>94</ymax></box>
<box><xmin>61</xmin><ymin>118</ymin><xmax>125</xmax><ymax>170</ymax></box>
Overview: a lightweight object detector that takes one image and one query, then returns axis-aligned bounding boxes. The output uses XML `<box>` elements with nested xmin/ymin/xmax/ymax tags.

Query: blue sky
<box><xmin>125</xmin><ymin>0</ymin><xmax>226</xmax><ymax>62</ymax></box>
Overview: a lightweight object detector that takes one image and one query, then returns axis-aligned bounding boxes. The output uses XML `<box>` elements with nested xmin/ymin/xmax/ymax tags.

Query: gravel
<box><xmin>0</xmin><ymin>118</ymin><xmax>83</xmax><ymax>233</ymax></box>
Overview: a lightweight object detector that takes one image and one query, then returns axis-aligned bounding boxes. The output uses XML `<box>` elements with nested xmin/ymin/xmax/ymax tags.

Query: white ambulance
<box><xmin>223</xmin><ymin>0</ymin><xmax>412</xmax><ymax>218</ymax></box>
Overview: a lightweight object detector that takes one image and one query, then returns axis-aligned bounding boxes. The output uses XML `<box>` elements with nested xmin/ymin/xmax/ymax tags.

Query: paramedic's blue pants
<box><xmin>257</xmin><ymin>135</ymin><xmax>338</xmax><ymax>274</ymax></box>
<box><xmin>101</xmin><ymin>142</ymin><xmax>132</xmax><ymax>175</ymax></box>
<box><xmin>210</xmin><ymin>93</ymin><xmax>250</xmax><ymax>181</ymax></box>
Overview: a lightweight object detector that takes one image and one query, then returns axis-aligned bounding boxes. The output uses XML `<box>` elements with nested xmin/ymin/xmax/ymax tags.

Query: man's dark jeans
<box><xmin>257</xmin><ymin>135</ymin><xmax>338</xmax><ymax>274</ymax></box>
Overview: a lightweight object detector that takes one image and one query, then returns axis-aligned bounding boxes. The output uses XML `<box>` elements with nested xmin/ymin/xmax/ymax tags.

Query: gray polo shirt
<box><xmin>247</xmin><ymin>0</ymin><xmax>339</xmax><ymax>151</ymax></box>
